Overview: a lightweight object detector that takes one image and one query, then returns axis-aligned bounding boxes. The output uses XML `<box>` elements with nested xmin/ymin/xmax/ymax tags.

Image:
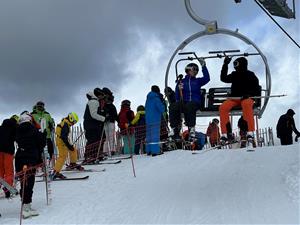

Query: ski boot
<box><xmin>66</xmin><ymin>163</ymin><xmax>85</xmax><ymax>171</ymax></box>
<box><xmin>220</xmin><ymin>133</ymin><xmax>235</xmax><ymax>146</ymax></box>
<box><xmin>169</xmin><ymin>127</ymin><xmax>181</xmax><ymax>142</ymax></box>
<box><xmin>240</xmin><ymin>132</ymin><xmax>247</xmax><ymax>148</ymax></box>
<box><xmin>3</xmin><ymin>187</ymin><xmax>11</xmax><ymax>199</ymax></box>
<box><xmin>189</xmin><ymin>127</ymin><xmax>196</xmax><ymax>142</ymax></box>
<box><xmin>50</xmin><ymin>170</ymin><xmax>67</xmax><ymax>180</ymax></box>
<box><xmin>22</xmin><ymin>203</ymin><xmax>39</xmax><ymax>219</ymax></box>
<box><xmin>246</xmin><ymin>132</ymin><xmax>257</xmax><ymax>148</ymax></box>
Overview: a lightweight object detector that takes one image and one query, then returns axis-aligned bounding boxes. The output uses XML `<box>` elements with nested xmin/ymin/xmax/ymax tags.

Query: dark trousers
<box><xmin>280</xmin><ymin>135</ymin><xmax>293</xmax><ymax>145</ymax></box>
<box><xmin>169</xmin><ymin>101</ymin><xmax>201</xmax><ymax>128</ymax></box>
<box><xmin>84</xmin><ymin>127</ymin><xmax>104</xmax><ymax>160</ymax></box>
<box><xmin>47</xmin><ymin>138</ymin><xmax>54</xmax><ymax>159</ymax></box>
<box><xmin>15</xmin><ymin>160</ymin><xmax>36</xmax><ymax>204</ymax></box>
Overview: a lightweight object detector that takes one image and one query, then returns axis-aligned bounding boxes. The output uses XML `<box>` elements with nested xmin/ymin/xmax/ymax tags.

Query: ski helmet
<box><xmin>137</xmin><ymin>105</ymin><xmax>145</xmax><ymax>111</ymax></box>
<box><xmin>36</xmin><ymin>101</ymin><xmax>45</xmax><ymax>110</ymax></box>
<box><xmin>68</xmin><ymin>112</ymin><xmax>79</xmax><ymax>124</ymax></box>
<box><xmin>185</xmin><ymin>63</ymin><xmax>199</xmax><ymax>74</ymax></box>
<box><xmin>212</xmin><ymin>118</ymin><xmax>219</xmax><ymax>124</ymax></box>
<box><xmin>36</xmin><ymin>101</ymin><xmax>45</xmax><ymax>107</ymax></box>
<box><xmin>233</xmin><ymin>57</ymin><xmax>248</xmax><ymax>70</ymax></box>
<box><xmin>10</xmin><ymin>114</ymin><xmax>20</xmax><ymax>122</ymax></box>
<box><xmin>121</xmin><ymin>99</ymin><xmax>131</xmax><ymax>106</ymax></box>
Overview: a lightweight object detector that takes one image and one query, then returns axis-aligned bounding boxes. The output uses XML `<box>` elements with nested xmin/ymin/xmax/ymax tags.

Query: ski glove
<box><xmin>199</xmin><ymin>57</ymin><xmax>206</xmax><ymax>67</ymax></box>
<box><xmin>224</xmin><ymin>56</ymin><xmax>232</xmax><ymax>65</ymax></box>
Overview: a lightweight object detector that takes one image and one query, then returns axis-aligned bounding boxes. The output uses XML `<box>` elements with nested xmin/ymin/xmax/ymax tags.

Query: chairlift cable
<box><xmin>254</xmin><ymin>0</ymin><xmax>300</xmax><ymax>49</ymax></box>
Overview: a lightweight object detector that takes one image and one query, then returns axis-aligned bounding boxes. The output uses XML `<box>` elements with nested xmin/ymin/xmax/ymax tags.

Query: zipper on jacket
<box><xmin>189</xmin><ymin>77</ymin><xmax>192</xmax><ymax>101</ymax></box>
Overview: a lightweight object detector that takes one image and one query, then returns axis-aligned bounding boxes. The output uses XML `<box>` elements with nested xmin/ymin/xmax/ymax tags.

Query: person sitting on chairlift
<box><xmin>219</xmin><ymin>56</ymin><xmax>260</xmax><ymax>144</ymax></box>
<box><xmin>169</xmin><ymin>59</ymin><xmax>210</xmax><ymax>141</ymax></box>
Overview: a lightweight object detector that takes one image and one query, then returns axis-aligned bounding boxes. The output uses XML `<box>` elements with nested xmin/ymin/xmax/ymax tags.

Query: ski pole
<box><xmin>19</xmin><ymin>165</ymin><xmax>27</xmax><ymax>225</ymax></box>
<box><xmin>72</xmin><ymin>130</ymin><xmax>85</xmax><ymax>145</ymax></box>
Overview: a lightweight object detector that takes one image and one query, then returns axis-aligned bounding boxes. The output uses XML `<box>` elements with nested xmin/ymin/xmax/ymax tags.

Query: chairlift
<box><xmin>165</xmin><ymin>0</ymin><xmax>272</xmax><ymax>131</ymax></box>
<box><xmin>172</xmin><ymin>50</ymin><xmax>267</xmax><ymax>119</ymax></box>
<box><xmin>165</xmin><ymin>30</ymin><xmax>272</xmax><ymax>119</ymax></box>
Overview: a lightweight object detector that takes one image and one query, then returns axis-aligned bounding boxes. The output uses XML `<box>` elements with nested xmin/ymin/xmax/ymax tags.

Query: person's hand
<box><xmin>199</xmin><ymin>57</ymin><xmax>206</xmax><ymax>67</ymax></box>
<box><xmin>178</xmin><ymin>83</ymin><xmax>184</xmax><ymax>90</ymax></box>
<box><xmin>69</xmin><ymin>146</ymin><xmax>75</xmax><ymax>151</ymax></box>
<box><xmin>224</xmin><ymin>56</ymin><xmax>232</xmax><ymax>65</ymax></box>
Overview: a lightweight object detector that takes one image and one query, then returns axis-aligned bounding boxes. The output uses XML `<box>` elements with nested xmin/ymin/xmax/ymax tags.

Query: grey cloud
<box><xmin>0</xmin><ymin>0</ymin><xmax>232</xmax><ymax>119</ymax></box>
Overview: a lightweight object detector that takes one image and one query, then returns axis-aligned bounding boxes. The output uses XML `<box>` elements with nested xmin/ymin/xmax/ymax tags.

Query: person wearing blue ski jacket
<box><xmin>145</xmin><ymin>85</ymin><xmax>165</xmax><ymax>156</ymax></box>
<box><xmin>169</xmin><ymin>58</ymin><xmax>210</xmax><ymax>141</ymax></box>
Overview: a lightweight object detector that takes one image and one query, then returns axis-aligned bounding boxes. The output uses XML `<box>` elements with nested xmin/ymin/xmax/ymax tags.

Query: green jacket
<box><xmin>31</xmin><ymin>107</ymin><xmax>55</xmax><ymax>139</ymax></box>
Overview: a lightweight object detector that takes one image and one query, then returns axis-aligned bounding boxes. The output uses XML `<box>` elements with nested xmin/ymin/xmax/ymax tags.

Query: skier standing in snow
<box><xmin>83</xmin><ymin>88</ymin><xmax>106</xmax><ymax>163</ymax></box>
<box><xmin>15</xmin><ymin>112</ymin><xmax>46</xmax><ymax>218</ymax></box>
<box><xmin>50</xmin><ymin>112</ymin><xmax>83</xmax><ymax>179</ymax></box>
<box><xmin>131</xmin><ymin>105</ymin><xmax>146</xmax><ymax>155</ymax></box>
<box><xmin>276</xmin><ymin>109</ymin><xmax>300</xmax><ymax>145</ymax></box>
<box><xmin>145</xmin><ymin>85</ymin><xmax>165</xmax><ymax>156</ymax></box>
<box><xmin>168</xmin><ymin>59</ymin><xmax>210</xmax><ymax>141</ymax></box>
<box><xmin>0</xmin><ymin>115</ymin><xmax>18</xmax><ymax>198</ymax></box>
<box><xmin>102</xmin><ymin>87</ymin><xmax>118</xmax><ymax>156</ymax></box>
<box><xmin>219</xmin><ymin>56</ymin><xmax>260</xmax><ymax>144</ymax></box>
<box><xmin>206</xmin><ymin>118</ymin><xmax>220</xmax><ymax>147</ymax></box>
<box><xmin>118</xmin><ymin>100</ymin><xmax>135</xmax><ymax>154</ymax></box>
<box><xmin>31</xmin><ymin>101</ymin><xmax>55</xmax><ymax>163</ymax></box>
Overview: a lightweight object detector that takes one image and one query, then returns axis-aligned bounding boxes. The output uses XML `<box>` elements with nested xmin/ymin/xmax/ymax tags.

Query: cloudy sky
<box><xmin>0</xmin><ymin>0</ymin><xmax>299</xmax><ymax>132</ymax></box>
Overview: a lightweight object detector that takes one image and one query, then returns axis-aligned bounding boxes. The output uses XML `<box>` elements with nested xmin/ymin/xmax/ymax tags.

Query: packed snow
<box><xmin>1</xmin><ymin>144</ymin><xmax>299</xmax><ymax>224</ymax></box>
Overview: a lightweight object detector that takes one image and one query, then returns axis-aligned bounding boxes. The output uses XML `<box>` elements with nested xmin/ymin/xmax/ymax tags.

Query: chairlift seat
<box><xmin>196</xmin><ymin>86</ymin><xmax>262</xmax><ymax>117</ymax></box>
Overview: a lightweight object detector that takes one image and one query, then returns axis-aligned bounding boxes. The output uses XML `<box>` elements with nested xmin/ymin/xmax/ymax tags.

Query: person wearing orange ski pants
<box><xmin>219</xmin><ymin>98</ymin><xmax>255</xmax><ymax>135</ymax></box>
<box><xmin>0</xmin><ymin>153</ymin><xmax>14</xmax><ymax>186</ymax></box>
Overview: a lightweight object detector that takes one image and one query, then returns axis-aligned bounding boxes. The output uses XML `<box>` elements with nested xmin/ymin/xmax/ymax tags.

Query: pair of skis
<box><xmin>81</xmin><ymin>159</ymin><xmax>122</xmax><ymax>165</ymax></box>
<box><xmin>0</xmin><ymin>177</ymin><xmax>18</xmax><ymax>196</ymax></box>
<box><xmin>36</xmin><ymin>175</ymin><xmax>90</xmax><ymax>182</ymax></box>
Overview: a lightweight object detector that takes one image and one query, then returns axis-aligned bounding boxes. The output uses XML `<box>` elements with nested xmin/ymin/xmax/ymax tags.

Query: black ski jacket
<box><xmin>104</xmin><ymin>103</ymin><xmax>118</xmax><ymax>123</ymax></box>
<box><xmin>15</xmin><ymin>122</ymin><xmax>46</xmax><ymax>166</ymax></box>
<box><xmin>221</xmin><ymin>64</ymin><xmax>260</xmax><ymax>97</ymax></box>
<box><xmin>0</xmin><ymin>119</ymin><xmax>17</xmax><ymax>155</ymax></box>
<box><xmin>276</xmin><ymin>114</ymin><xmax>300</xmax><ymax>138</ymax></box>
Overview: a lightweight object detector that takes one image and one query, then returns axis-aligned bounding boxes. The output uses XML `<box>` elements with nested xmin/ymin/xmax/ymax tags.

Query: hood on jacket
<box><xmin>286</xmin><ymin>109</ymin><xmax>295</xmax><ymax>117</ymax></box>
<box><xmin>147</xmin><ymin>91</ymin><xmax>160</xmax><ymax>100</ymax></box>
<box><xmin>86</xmin><ymin>91</ymin><xmax>97</xmax><ymax>100</ymax></box>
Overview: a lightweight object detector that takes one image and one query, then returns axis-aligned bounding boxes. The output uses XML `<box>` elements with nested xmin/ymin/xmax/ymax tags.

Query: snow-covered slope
<box><xmin>1</xmin><ymin>144</ymin><xmax>299</xmax><ymax>224</ymax></box>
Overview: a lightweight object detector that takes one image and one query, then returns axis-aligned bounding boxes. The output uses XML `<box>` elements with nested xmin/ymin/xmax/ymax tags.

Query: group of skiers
<box><xmin>0</xmin><ymin>102</ymin><xmax>80</xmax><ymax>218</ymax></box>
<box><xmin>0</xmin><ymin>55</ymin><xmax>299</xmax><ymax>219</ymax></box>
